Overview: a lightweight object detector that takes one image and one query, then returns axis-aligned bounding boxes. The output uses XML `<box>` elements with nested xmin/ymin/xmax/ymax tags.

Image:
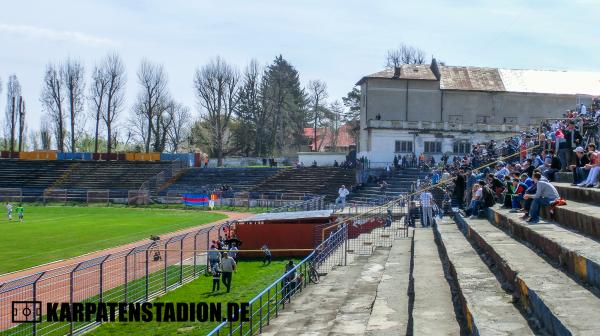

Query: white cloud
<box><xmin>0</xmin><ymin>24</ymin><xmax>116</xmax><ymax>47</ymax></box>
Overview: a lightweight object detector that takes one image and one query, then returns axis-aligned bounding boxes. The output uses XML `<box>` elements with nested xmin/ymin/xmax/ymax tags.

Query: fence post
<box><xmin>164</xmin><ymin>239</ymin><xmax>170</xmax><ymax>292</ymax></box>
<box><xmin>193</xmin><ymin>231</ymin><xmax>200</xmax><ymax>277</ymax></box>
<box><xmin>145</xmin><ymin>249</ymin><xmax>150</xmax><ymax>301</ymax></box>
<box><xmin>99</xmin><ymin>255</ymin><xmax>110</xmax><ymax>303</ymax></box>
<box><xmin>179</xmin><ymin>238</ymin><xmax>184</xmax><ymax>284</ymax></box>
<box><xmin>124</xmin><ymin>248</ymin><xmax>135</xmax><ymax>303</ymax></box>
<box><xmin>69</xmin><ymin>263</ymin><xmax>81</xmax><ymax>335</ymax></box>
<box><xmin>206</xmin><ymin>227</ymin><xmax>214</xmax><ymax>274</ymax></box>
<box><xmin>32</xmin><ymin>272</ymin><xmax>45</xmax><ymax>336</ymax></box>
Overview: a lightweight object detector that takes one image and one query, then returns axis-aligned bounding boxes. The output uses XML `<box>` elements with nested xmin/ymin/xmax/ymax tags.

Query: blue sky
<box><xmin>1</xmin><ymin>0</ymin><xmax>599</xmax><ymax>132</ymax></box>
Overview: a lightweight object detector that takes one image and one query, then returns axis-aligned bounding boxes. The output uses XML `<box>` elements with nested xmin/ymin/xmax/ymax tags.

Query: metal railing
<box><xmin>207</xmin><ymin>223</ymin><xmax>348</xmax><ymax>336</ymax></box>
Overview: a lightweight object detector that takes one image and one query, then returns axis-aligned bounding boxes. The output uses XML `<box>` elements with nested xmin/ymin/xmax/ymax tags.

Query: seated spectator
<box><xmin>542</xmin><ymin>150</ymin><xmax>561</xmax><ymax>181</ymax></box>
<box><xmin>523</xmin><ymin>171</ymin><xmax>560</xmax><ymax>223</ymax></box>
<box><xmin>570</xmin><ymin>146</ymin><xmax>590</xmax><ymax>185</ymax></box>
<box><xmin>577</xmin><ymin>143</ymin><xmax>600</xmax><ymax>187</ymax></box>
<box><xmin>533</xmin><ymin>150</ymin><xmax>546</xmax><ymax>169</ymax></box>
<box><xmin>487</xmin><ymin>173</ymin><xmax>505</xmax><ymax>200</ymax></box>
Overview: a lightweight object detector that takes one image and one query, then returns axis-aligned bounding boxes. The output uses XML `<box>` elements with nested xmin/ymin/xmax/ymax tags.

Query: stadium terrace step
<box><xmin>365</xmin><ymin>233</ymin><xmax>412</xmax><ymax>335</ymax></box>
<box><xmin>411</xmin><ymin>228</ymin><xmax>461</xmax><ymax>335</ymax></box>
<box><xmin>164</xmin><ymin>167</ymin><xmax>280</xmax><ymax>193</ymax></box>
<box><xmin>455</xmin><ymin>214</ymin><xmax>600</xmax><ymax>335</ymax></box>
<box><xmin>261</xmin><ymin>248</ymin><xmax>391</xmax><ymax>335</ymax></box>
<box><xmin>434</xmin><ymin>218</ymin><xmax>534</xmax><ymax>335</ymax></box>
<box><xmin>553</xmin><ymin>182</ymin><xmax>600</xmax><ymax>205</ymax></box>
<box><xmin>489</xmin><ymin>206</ymin><xmax>600</xmax><ymax>290</ymax></box>
<box><xmin>542</xmin><ymin>198</ymin><xmax>600</xmax><ymax>239</ymax></box>
<box><xmin>555</xmin><ymin>172</ymin><xmax>574</xmax><ymax>183</ymax></box>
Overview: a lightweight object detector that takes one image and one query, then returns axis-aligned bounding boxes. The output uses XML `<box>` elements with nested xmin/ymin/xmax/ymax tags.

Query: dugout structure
<box><xmin>0</xmin><ymin>188</ymin><xmax>22</xmax><ymax>203</ymax></box>
<box><xmin>233</xmin><ymin>210</ymin><xmax>336</xmax><ymax>258</ymax></box>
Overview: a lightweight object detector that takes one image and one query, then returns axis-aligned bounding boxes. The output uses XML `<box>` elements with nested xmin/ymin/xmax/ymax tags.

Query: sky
<box><xmin>1</xmin><ymin>0</ymin><xmax>599</xmax><ymax>133</ymax></box>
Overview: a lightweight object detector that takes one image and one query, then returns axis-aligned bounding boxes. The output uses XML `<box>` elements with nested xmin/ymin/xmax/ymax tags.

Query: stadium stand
<box><xmin>250</xmin><ymin>167</ymin><xmax>356</xmax><ymax>201</ymax></box>
<box><xmin>346</xmin><ymin>167</ymin><xmax>427</xmax><ymax>205</ymax></box>
<box><xmin>162</xmin><ymin>168</ymin><xmax>281</xmax><ymax>194</ymax></box>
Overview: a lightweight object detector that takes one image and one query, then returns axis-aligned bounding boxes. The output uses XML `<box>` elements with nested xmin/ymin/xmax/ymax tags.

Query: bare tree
<box><xmin>40</xmin><ymin>118</ymin><xmax>52</xmax><ymax>150</ymax></box>
<box><xmin>5</xmin><ymin>75</ymin><xmax>21</xmax><ymax>152</ymax></box>
<box><xmin>101</xmin><ymin>53</ymin><xmax>126</xmax><ymax>154</ymax></box>
<box><xmin>90</xmin><ymin>64</ymin><xmax>109</xmax><ymax>152</ymax></box>
<box><xmin>40</xmin><ymin>64</ymin><xmax>66</xmax><ymax>151</ymax></box>
<box><xmin>167</xmin><ymin>103</ymin><xmax>192</xmax><ymax>153</ymax></box>
<box><xmin>307</xmin><ymin>80</ymin><xmax>328</xmax><ymax>152</ymax></box>
<box><xmin>62</xmin><ymin>59</ymin><xmax>85</xmax><ymax>152</ymax></box>
<box><xmin>134</xmin><ymin>59</ymin><xmax>169</xmax><ymax>153</ymax></box>
<box><xmin>385</xmin><ymin>43</ymin><xmax>427</xmax><ymax>68</ymax></box>
<box><xmin>193</xmin><ymin>56</ymin><xmax>240</xmax><ymax>166</ymax></box>
<box><xmin>326</xmin><ymin>101</ymin><xmax>343</xmax><ymax>151</ymax></box>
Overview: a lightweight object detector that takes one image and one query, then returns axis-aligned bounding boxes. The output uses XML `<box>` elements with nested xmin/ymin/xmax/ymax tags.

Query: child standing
<box><xmin>211</xmin><ymin>265</ymin><xmax>221</xmax><ymax>292</ymax></box>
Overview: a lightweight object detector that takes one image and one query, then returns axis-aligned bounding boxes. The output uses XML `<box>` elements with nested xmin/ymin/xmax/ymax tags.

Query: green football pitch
<box><xmin>0</xmin><ymin>206</ymin><xmax>228</xmax><ymax>274</ymax></box>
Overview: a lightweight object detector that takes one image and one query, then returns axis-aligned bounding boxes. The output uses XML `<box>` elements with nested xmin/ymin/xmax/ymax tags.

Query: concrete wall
<box><xmin>298</xmin><ymin>152</ymin><xmax>347</xmax><ymax>166</ymax></box>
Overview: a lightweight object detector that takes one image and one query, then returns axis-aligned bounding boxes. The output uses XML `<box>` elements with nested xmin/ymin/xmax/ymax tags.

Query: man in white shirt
<box><xmin>419</xmin><ymin>191</ymin><xmax>435</xmax><ymax>227</ymax></box>
<box><xmin>6</xmin><ymin>203</ymin><xmax>12</xmax><ymax>221</ymax></box>
<box><xmin>335</xmin><ymin>185</ymin><xmax>349</xmax><ymax>211</ymax></box>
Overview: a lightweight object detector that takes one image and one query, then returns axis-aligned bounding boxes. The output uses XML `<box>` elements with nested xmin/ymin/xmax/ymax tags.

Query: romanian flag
<box><xmin>182</xmin><ymin>194</ymin><xmax>209</xmax><ymax>206</ymax></box>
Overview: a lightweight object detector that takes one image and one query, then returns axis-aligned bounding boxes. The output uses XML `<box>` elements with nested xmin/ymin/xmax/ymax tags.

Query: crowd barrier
<box><xmin>0</xmin><ymin>151</ymin><xmax>195</xmax><ymax>166</ymax></box>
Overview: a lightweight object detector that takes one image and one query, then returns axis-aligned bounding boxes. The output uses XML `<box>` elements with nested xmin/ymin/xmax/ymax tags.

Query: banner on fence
<box><xmin>182</xmin><ymin>193</ymin><xmax>209</xmax><ymax>206</ymax></box>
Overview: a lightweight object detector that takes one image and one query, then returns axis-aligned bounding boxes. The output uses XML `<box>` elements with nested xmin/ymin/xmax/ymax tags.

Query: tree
<box><xmin>39</xmin><ymin>118</ymin><xmax>52</xmax><ymax>150</ymax></box>
<box><xmin>385</xmin><ymin>43</ymin><xmax>427</xmax><ymax>68</ymax></box>
<box><xmin>40</xmin><ymin>64</ymin><xmax>65</xmax><ymax>151</ymax></box>
<box><xmin>17</xmin><ymin>97</ymin><xmax>26</xmax><ymax>152</ymax></box>
<box><xmin>166</xmin><ymin>102</ymin><xmax>191</xmax><ymax>153</ymax></box>
<box><xmin>234</xmin><ymin>59</ymin><xmax>264</xmax><ymax>156</ymax></box>
<box><xmin>342</xmin><ymin>87</ymin><xmax>361</xmax><ymax>145</ymax></box>
<box><xmin>5</xmin><ymin>75</ymin><xmax>21</xmax><ymax>152</ymax></box>
<box><xmin>307</xmin><ymin>80</ymin><xmax>328</xmax><ymax>151</ymax></box>
<box><xmin>260</xmin><ymin>55</ymin><xmax>308</xmax><ymax>155</ymax></box>
<box><xmin>90</xmin><ymin>63</ymin><xmax>109</xmax><ymax>153</ymax></box>
<box><xmin>193</xmin><ymin>56</ymin><xmax>240</xmax><ymax>166</ymax></box>
<box><xmin>101</xmin><ymin>53</ymin><xmax>126</xmax><ymax>154</ymax></box>
<box><xmin>62</xmin><ymin>59</ymin><xmax>85</xmax><ymax>152</ymax></box>
<box><xmin>133</xmin><ymin>60</ymin><xmax>170</xmax><ymax>153</ymax></box>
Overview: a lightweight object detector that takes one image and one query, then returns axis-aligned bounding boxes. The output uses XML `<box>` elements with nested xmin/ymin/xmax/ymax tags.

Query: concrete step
<box><xmin>553</xmin><ymin>182</ymin><xmax>600</xmax><ymax>205</ymax></box>
<box><xmin>489</xmin><ymin>206</ymin><xmax>600</xmax><ymax>290</ymax></box>
<box><xmin>434</xmin><ymin>218</ymin><xmax>534</xmax><ymax>335</ymax></box>
<box><xmin>261</xmin><ymin>248</ymin><xmax>392</xmax><ymax>335</ymax></box>
<box><xmin>411</xmin><ymin>228</ymin><xmax>461</xmax><ymax>335</ymax></box>
<box><xmin>542</xmin><ymin>198</ymin><xmax>600</xmax><ymax>240</ymax></box>
<box><xmin>456</xmin><ymin>214</ymin><xmax>600</xmax><ymax>335</ymax></box>
<box><xmin>365</xmin><ymin>236</ymin><xmax>412</xmax><ymax>335</ymax></box>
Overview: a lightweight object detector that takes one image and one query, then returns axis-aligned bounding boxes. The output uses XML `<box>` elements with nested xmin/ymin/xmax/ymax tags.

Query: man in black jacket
<box><xmin>543</xmin><ymin>150</ymin><xmax>562</xmax><ymax>181</ymax></box>
<box><xmin>562</xmin><ymin>121</ymin><xmax>583</xmax><ymax>171</ymax></box>
<box><xmin>569</xmin><ymin>146</ymin><xmax>590</xmax><ymax>185</ymax></box>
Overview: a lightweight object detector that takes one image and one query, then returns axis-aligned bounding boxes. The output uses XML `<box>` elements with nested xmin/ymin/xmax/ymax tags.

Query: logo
<box><xmin>12</xmin><ymin>301</ymin><xmax>42</xmax><ymax>323</ymax></box>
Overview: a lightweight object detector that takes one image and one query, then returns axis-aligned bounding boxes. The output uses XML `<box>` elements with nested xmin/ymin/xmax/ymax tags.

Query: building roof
<box><xmin>439</xmin><ymin>66</ymin><xmax>505</xmax><ymax>91</ymax></box>
<box><xmin>358</xmin><ymin>63</ymin><xmax>600</xmax><ymax>96</ymax></box>
<box><xmin>304</xmin><ymin>124</ymin><xmax>356</xmax><ymax>151</ymax></box>
<box><xmin>237</xmin><ymin>210</ymin><xmax>334</xmax><ymax>223</ymax></box>
<box><xmin>356</xmin><ymin>64</ymin><xmax>437</xmax><ymax>85</ymax></box>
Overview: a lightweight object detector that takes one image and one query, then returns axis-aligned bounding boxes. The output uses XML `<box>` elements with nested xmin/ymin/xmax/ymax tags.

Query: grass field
<box><xmin>0</xmin><ymin>206</ymin><xmax>228</xmax><ymax>274</ymax></box>
<box><xmin>88</xmin><ymin>259</ymin><xmax>298</xmax><ymax>336</ymax></box>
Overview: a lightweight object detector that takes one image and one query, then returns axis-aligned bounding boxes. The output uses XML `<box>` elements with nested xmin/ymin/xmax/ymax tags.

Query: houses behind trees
<box><xmin>1</xmin><ymin>53</ymin><xmax>358</xmax><ymax>164</ymax></box>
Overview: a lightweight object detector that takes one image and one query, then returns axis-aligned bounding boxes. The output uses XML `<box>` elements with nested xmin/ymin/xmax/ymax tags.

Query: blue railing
<box><xmin>207</xmin><ymin>224</ymin><xmax>348</xmax><ymax>336</ymax></box>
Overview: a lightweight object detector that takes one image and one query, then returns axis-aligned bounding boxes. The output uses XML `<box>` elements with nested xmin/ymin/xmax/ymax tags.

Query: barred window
<box><xmin>395</xmin><ymin>141</ymin><xmax>413</xmax><ymax>153</ymax></box>
<box><xmin>424</xmin><ymin>141</ymin><xmax>442</xmax><ymax>153</ymax></box>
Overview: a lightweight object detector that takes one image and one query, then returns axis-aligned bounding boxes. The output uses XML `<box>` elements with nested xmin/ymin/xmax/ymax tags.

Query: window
<box><xmin>424</xmin><ymin>141</ymin><xmax>442</xmax><ymax>153</ymax></box>
<box><xmin>448</xmin><ymin>115</ymin><xmax>462</xmax><ymax>123</ymax></box>
<box><xmin>453</xmin><ymin>140</ymin><xmax>471</xmax><ymax>154</ymax></box>
<box><xmin>476</xmin><ymin>115</ymin><xmax>490</xmax><ymax>123</ymax></box>
<box><xmin>503</xmin><ymin>117</ymin><xmax>517</xmax><ymax>124</ymax></box>
<box><xmin>395</xmin><ymin>140</ymin><xmax>413</xmax><ymax>153</ymax></box>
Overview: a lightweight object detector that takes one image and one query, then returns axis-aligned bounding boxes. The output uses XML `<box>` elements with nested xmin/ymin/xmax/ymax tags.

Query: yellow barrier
<box><xmin>150</xmin><ymin>153</ymin><xmax>160</xmax><ymax>161</ymax></box>
<box><xmin>125</xmin><ymin>152</ymin><xmax>137</xmax><ymax>161</ymax></box>
<box><xmin>18</xmin><ymin>151</ymin><xmax>57</xmax><ymax>160</ymax></box>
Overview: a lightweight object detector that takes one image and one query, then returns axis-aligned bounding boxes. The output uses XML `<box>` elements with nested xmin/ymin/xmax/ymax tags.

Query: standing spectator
<box><xmin>401</xmin><ymin>155</ymin><xmax>408</xmax><ymax>168</ymax></box>
<box><xmin>335</xmin><ymin>185</ymin><xmax>350</xmax><ymax>211</ymax></box>
<box><xmin>211</xmin><ymin>264</ymin><xmax>221</xmax><ymax>292</ymax></box>
<box><xmin>419</xmin><ymin>190</ymin><xmax>434</xmax><ymax>227</ymax></box>
<box><xmin>262</xmin><ymin>244</ymin><xmax>272</xmax><ymax>265</ymax></box>
<box><xmin>524</xmin><ymin>172</ymin><xmax>560</xmax><ymax>223</ymax></box>
<box><xmin>563</xmin><ymin>121</ymin><xmax>582</xmax><ymax>170</ymax></box>
<box><xmin>229</xmin><ymin>244</ymin><xmax>238</xmax><ymax>261</ymax></box>
<box><xmin>453</xmin><ymin>170</ymin><xmax>466</xmax><ymax>209</ymax></box>
<box><xmin>207</xmin><ymin>245</ymin><xmax>220</xmax><ymax>272</ymax></box>
<box><xmin>220</xmin><ymin>252</ymin><xmax>236</xmax><ymax>293</ymax></box>
<box><xmin>204</xmin><ymin>155</ymin><xmax>209</xmax><ymax>168</ymax></box>
<box><xmin>333</xmin><ymin>160</ymin><xmax>339</xmax><ymax>167</ymax></box>
<box><xmin>570</xmin><ymin>146</ymin><xmax>590</xmax><ymax>185</ymax></box>
<box><xmin>393</xmin><ymin>155</ymin><xmax>399</xmax><ymax>170</ymax></box>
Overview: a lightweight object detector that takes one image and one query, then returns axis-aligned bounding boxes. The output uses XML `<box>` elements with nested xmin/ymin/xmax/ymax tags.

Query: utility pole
<box><xmin>9</xmin><ymin>96</ymin><xmax>16</xmax><ymax>156</ymax></box>
<box><xmin>18</xmin><ymin>97</ymin><xmax>26</xmax><ymax>152</ymax></box>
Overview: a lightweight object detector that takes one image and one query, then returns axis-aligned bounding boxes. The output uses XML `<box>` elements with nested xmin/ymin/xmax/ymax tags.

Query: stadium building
<box><xmin>357</xmin><ymin>59</ymin><xmax>600</xmax><ymax>165</ymax></box>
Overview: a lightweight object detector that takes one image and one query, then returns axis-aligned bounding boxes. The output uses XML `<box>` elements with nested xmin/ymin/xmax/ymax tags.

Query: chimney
<box><xmin>393</xmin><ymin>66</ymin><xmax>401</xmax><ymax>79</ymax></box>
<box><xmin>430</xmin><ymin>58</ymin><xmax>441</xmax><ymax>80</ymax></box>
